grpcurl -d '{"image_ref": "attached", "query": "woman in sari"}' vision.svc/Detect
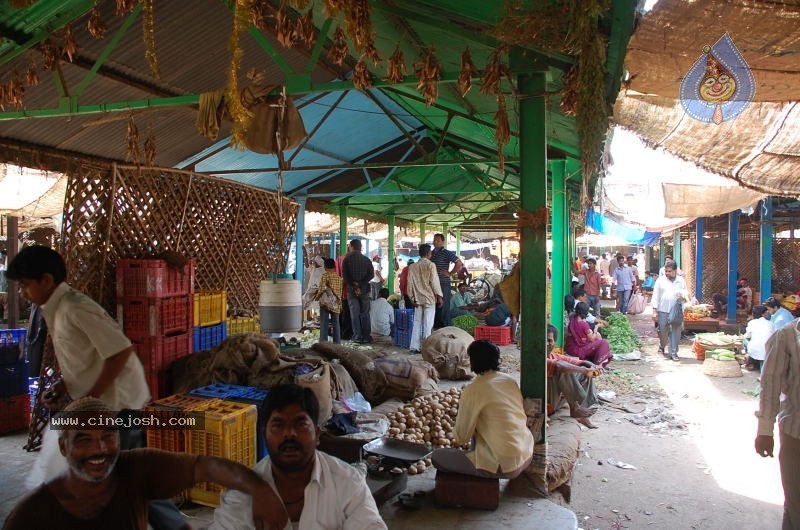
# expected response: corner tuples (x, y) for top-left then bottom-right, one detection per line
(565, 302), (612, 367)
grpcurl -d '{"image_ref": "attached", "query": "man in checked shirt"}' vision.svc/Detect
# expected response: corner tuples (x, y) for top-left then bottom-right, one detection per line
(756, 319), (800, 529)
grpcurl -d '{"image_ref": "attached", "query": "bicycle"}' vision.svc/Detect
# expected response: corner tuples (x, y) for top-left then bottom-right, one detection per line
(467, 272), (504, 304)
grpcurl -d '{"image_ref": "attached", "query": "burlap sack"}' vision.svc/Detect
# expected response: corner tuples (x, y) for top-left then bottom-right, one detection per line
(333, 349), (387, 404)
(295, 363), (333, 425)
(373, 355), (439, 400)
(421, 326), (474, 380)
(241, 84), (307, 155)
(499, 261), (521, 318)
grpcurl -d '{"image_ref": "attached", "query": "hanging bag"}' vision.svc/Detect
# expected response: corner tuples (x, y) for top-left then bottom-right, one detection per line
(667, 301), (684, 325)
(319, 286), (339, 312)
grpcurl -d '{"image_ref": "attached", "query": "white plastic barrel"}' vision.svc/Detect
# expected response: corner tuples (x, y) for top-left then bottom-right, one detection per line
(259, 278), (302, 333)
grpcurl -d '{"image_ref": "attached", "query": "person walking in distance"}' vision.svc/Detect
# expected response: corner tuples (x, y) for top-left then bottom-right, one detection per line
(651, 260), (688, 361)
(614, 254), (636, 314)
(341, 239), (374, 344)
(406, 244), (443, 353)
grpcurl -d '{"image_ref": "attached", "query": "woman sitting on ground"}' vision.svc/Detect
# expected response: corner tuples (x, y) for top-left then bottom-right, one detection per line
(431, 340), (533, 479)
(565, 302), (612, 367)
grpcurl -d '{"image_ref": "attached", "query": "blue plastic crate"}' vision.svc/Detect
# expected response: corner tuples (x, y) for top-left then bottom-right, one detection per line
(394, 309), (415, 331)
(0, 329), (27, 365)
(0, 361), (28, 399)
(189, 384), (270, 460)
(393, 327), (412, 349)
(193, 322), (228, 352)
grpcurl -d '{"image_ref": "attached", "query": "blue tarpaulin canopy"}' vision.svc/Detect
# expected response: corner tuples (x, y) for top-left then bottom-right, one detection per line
(585, 208), (661, 246)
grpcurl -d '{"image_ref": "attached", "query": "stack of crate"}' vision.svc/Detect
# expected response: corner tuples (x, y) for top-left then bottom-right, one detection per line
(145, 393), (257, 507)
(193, 290), (228, 351)
(0, 329), (29, 435)
(393, 308), (415, 348)
(117, 259), (195, 399)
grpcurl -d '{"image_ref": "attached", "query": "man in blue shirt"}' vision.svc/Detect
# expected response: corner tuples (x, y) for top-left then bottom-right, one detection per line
(613, 254), (636, 314)
(430, 233), (463, 328)
(765, 297), (795, 330)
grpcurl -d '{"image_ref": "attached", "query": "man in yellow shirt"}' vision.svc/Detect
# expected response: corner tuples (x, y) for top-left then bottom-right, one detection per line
(431, 340), (533, 478)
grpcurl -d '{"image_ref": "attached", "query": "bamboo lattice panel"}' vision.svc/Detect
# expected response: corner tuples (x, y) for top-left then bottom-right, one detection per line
(61, 165), (298, 315)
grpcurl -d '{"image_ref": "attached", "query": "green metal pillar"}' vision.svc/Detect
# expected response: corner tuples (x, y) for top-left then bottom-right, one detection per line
(517, 70), (548, 416)
(420, 220), (427, 244)
(760, 197), (773, 303)
(674, 229), (682, 268)
(550, 160), (567, 346)
(456, 229), (462, 258)
(338, 205), (348, 256)
(388, 215), (396, 293)
(659, 237), (667, 267)
(565, 158), (580, 302)
(442, 223), (448, 239)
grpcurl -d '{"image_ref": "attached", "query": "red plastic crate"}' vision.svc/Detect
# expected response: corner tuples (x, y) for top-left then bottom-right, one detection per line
(0, 394), (30, 435)
(473, 325), (513, 346)
(116, 259), (195, 298)
(133, 332), (192, 394)
(118, 295), (193, 339)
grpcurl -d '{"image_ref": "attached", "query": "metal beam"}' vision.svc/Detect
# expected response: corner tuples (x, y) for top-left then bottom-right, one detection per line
(550, 159), (567, 346)
(727, 210), (740, 324)
(0, 0), (96, 66)
(248, 26), (295, 75)
(695, 217), (704, 302)
(287, 91), (347, 163)
(304, 17), (334, 74)
(339, 205), (348, 256)
(209, 156), (519, 174)
(75, 4), (142, 97)
(760, 197), (774, 303)
(364, 90), (428, 159)
(309, 189), (516, 198)
(0, 72), (481, 122)
(388, 215), (396, 292)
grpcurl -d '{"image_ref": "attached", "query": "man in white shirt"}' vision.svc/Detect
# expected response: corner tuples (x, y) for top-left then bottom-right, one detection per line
(369, 288), (395, 337)
(756, 321), (800, 529)
(651, 260), (689, 361)
(7, 245), (188, 529)
(211, 384), (386, 530)
(369, 255), (384, 300)
(406, 244), (443, 352)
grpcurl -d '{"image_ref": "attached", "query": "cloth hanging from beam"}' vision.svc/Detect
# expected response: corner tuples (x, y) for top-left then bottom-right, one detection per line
(662, 183), (765, 218)
(585, 208), (661, 246)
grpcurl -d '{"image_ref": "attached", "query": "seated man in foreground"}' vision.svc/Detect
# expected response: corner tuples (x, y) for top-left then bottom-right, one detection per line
(369, 287), (395, 337)
(211, 384), (386, 529)
(3, 397), (287, 530)
(431, 340), (533, 478)
(547, 324), (602, 429)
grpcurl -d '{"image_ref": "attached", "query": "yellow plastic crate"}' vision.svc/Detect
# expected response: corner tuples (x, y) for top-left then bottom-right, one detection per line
(185, 399), (257, 507)
(144, 394), (215, 454)
(193, 290), (227, 327)
(226, 317), (260, 335)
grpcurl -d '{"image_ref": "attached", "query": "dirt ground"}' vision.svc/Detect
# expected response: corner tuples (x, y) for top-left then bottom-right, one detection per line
(565, 312), (784, 530)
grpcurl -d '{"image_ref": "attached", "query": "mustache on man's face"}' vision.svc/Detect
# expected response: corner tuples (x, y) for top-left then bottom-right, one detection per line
(278, 441), (303, 452)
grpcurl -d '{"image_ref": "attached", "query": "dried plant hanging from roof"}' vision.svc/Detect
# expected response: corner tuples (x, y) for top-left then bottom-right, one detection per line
(296, 8), (317, 48)
(6, 71), (25, 110)
(352, 58), (373, 90)
(276, 2), (297, 48)
(87, 6), (107, 39)
(480, 48), (509, 96)
(39, 40), (58, 71)
(61, 23), (77, 63)
(116, 0), (137, 17)
(328, 26), (349, 65)
(415, 46), (442, 107)
(126, 113), (141, 164)
(385, 44), (406, 84)
(142, 0), (161, 79)
(25, 59), (39, 87)
(495, 94), (511, 172)
(228, 0), (254, 150)
(144, 132), (157, 167)
(458, 47), (478, 97)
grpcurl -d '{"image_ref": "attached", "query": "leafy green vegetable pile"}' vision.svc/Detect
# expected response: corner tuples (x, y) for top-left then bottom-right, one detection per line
(601, 313), (642, 354)
(452, 314), (479, 335)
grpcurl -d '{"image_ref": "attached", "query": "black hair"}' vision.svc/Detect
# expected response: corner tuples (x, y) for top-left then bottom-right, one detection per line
(418, 243), (431, 257)
(349, 239), (362, 251)
(6, 245), (67, 284)
(547, 323), (558, 341)
(573, 287), (586, 299)
(467, 339), (501, 374)
(564, 294), (576, 314)
(379, 287), (390, 298)
(765, 297), (780, 309)
(586, 258), (596, 265)
(264, 384), (319, 425)
(323, 258), (336, 269)
(753, 305), (768, 319)
(574, 301), (590, 319)
(433, 233), (445, 241)
(458, 283), (468, 289)
(664, 260), (677, 271)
